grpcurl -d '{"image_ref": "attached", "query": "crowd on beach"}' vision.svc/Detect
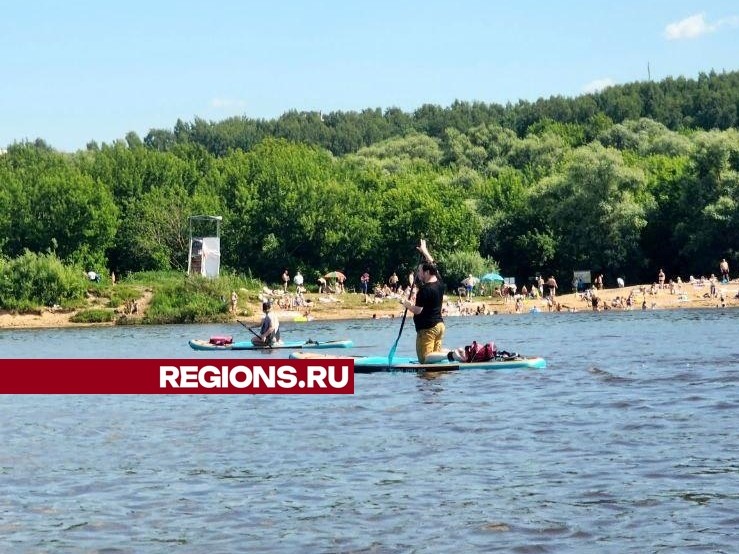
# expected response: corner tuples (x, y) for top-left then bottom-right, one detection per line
(256, 258), (738, 320)
(263, 268), (413, 307)
(470, 259), (738, 315)
(570, 260), (737, 313)
(426, 258), (736, 316)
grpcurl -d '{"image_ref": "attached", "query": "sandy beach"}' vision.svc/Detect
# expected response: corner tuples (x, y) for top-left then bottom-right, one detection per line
(1, 280), (737, 330)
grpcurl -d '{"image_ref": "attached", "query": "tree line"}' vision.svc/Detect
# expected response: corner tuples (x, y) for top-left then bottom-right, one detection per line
(135, 70), (739, 158)
(1, 70), (738, 294)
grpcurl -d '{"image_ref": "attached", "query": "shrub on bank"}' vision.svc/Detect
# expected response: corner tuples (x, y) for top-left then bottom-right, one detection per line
(0, 251), (86, 310)
(0, 259), (263, 323)
(107, 284), (142, 308)
(70, 309), (115, 323)
(143, 274), (233, 324)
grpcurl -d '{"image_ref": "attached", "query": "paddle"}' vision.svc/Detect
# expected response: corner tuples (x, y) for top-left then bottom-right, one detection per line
(388, 259), (419, 368)
(237, 319), (273, 349)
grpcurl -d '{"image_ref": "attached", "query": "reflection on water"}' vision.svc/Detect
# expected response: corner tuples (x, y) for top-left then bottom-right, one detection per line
(1, 309), (739, 552)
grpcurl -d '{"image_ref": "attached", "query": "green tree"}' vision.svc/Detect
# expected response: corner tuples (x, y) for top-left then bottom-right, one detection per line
(535, 144), (652, 283)
(229, 139), (377, 279)
(115, 184), (193, 271)
(373, 171), (482, 275)
(634, 152), (691, 277)
(1, 143), (118, 268)
(352, 133), (443, 168)
(476, 167), (556, 283)
(442, 250), (497, 290)
(674, 129), (739, 272)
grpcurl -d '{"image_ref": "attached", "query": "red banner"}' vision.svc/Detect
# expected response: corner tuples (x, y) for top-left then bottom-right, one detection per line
(0, 359), (354, 394)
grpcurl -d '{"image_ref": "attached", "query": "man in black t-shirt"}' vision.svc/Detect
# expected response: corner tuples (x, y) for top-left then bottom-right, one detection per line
(399, 240), (446, 363)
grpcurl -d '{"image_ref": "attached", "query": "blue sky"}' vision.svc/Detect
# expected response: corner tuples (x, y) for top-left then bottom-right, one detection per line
(2, 1), (737, 152)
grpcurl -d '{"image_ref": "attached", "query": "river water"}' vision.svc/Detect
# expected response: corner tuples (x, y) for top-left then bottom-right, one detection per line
(1, 308), (738, 553)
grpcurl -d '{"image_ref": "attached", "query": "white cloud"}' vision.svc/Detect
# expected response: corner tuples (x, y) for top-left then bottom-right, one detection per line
(582, 78), (615, 94)
(210, 98), (247, 110)
(664, 13), (739, 40)
(665, 13), (711, 39)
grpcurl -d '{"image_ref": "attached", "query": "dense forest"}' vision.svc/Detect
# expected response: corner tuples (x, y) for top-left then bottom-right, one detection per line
(1, 70), (738, 293)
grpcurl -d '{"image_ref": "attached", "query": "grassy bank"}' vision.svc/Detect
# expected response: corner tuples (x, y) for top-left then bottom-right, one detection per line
(1, 271), (738, 330)
(113, 271), (266, 324)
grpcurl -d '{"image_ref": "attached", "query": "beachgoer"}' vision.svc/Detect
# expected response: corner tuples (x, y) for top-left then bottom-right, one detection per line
(389, 272), (399, 292)
(282, 269), (290, 292)
(658, 269), (665, 289)
(360, 270), (370, 295)
(251, 302), (281, 346)
(399, 240), (445, 363)
(230, 290), (238, 314)
(464, 274), (475, 297)
(546, 276), (558, 297)
(720, 259), (730, 283)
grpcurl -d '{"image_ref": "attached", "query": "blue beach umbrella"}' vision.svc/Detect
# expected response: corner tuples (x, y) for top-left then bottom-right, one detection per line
(480, 272), (504, 283)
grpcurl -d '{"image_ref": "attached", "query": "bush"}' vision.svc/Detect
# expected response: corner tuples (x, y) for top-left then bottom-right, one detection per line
(1, 300), (42, 315)
(144, 275), (233, 324)
(0, 251), (86, 310)
(70, 309), (115, 323)
(118, 269), (259, 324)
(107, 284), (142, 308)
(441, 251), (496, 289)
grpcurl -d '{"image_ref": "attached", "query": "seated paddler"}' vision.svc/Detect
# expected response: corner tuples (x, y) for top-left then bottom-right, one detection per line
(251, 302), (281, 346)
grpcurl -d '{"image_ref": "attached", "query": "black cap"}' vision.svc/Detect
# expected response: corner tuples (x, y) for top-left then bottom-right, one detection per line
(262, 302), (272, 311)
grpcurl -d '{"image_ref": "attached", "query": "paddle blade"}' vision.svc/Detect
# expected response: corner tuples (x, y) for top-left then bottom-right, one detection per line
(387, 307), (408, 366)
(388, 342), (399, 365)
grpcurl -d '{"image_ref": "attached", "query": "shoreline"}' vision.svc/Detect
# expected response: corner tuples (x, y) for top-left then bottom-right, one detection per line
(1, 282), (737, 330)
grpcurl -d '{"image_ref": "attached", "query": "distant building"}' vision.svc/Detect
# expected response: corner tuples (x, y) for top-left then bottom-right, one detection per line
(188, 215), (222, 278)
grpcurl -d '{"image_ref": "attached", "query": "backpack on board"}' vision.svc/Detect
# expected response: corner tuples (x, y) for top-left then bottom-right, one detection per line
(463, 340), (496, 362)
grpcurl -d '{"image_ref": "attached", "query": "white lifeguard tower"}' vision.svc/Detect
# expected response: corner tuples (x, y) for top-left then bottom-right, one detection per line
(187, 215), (222, 278)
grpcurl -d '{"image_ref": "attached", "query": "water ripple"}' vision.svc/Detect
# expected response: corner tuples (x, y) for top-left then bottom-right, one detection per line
(1, 310), (739, 552)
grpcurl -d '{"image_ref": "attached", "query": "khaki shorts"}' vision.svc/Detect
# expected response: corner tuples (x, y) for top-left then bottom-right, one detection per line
(416, 322), (445, 363)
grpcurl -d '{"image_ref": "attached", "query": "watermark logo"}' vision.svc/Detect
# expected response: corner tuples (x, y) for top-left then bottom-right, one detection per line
(0, 359), (354, 394)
